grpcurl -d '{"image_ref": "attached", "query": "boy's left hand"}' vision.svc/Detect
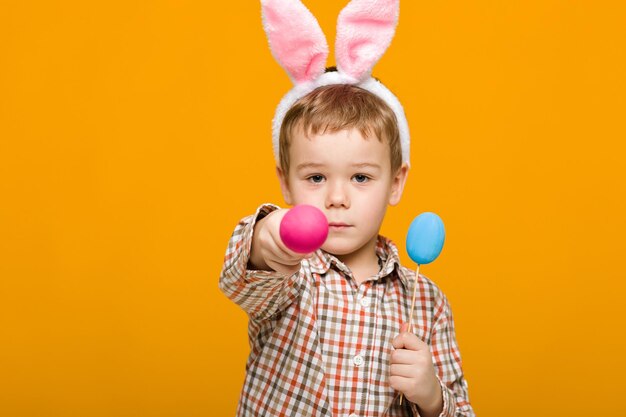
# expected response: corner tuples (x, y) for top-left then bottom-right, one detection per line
(390, 323), (443, 414)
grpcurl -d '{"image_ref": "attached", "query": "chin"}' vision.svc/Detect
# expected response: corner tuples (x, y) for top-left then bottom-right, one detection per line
(321, 240), (355, 256)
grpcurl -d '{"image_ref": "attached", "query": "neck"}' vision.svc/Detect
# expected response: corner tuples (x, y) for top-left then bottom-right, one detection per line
(335, 235), (380, 283)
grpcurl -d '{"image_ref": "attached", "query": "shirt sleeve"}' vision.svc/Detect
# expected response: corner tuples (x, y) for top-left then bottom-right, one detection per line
(218, 203), (303, 321)
(428, 291), (476, 417)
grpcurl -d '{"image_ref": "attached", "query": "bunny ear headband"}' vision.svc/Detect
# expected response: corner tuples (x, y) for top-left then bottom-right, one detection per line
(261, 0), (411, 167)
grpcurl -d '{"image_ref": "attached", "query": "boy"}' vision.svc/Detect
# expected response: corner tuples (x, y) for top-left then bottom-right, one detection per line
(219, 1), (474, 416)
(219, 82), (474, 416)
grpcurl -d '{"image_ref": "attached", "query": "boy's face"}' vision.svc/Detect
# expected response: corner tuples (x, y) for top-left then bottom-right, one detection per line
(277, 127), (409, 258)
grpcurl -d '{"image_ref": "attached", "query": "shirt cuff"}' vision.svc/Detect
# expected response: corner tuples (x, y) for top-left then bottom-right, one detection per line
(242, 203), (282, 281)
(408, 375), (455, 417)
(436, 374), (456, 417)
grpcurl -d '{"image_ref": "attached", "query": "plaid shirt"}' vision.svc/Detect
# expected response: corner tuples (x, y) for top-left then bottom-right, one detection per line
(219, 204), (475, 417)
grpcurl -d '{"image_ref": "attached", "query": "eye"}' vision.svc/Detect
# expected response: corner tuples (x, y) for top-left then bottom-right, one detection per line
(307, 174), (325, 184)
(352, 174), (370, 183)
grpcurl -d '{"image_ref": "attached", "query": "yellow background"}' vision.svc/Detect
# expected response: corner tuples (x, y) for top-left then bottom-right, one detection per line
(1, 1), (625, 416)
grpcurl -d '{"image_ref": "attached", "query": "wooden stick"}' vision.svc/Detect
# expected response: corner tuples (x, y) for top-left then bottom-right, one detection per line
(399, 263), (420, 406)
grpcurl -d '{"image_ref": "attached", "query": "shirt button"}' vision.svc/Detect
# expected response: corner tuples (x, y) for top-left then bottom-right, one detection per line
(359, 297), (371, 308)
(353, 355), (364, 367)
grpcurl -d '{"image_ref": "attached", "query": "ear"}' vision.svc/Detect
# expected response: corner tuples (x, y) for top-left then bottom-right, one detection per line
(335, 0), (400, 80)
(261, 0), (329, 84)
(389, 163), (409, 206)
(276, 165), (294, 205)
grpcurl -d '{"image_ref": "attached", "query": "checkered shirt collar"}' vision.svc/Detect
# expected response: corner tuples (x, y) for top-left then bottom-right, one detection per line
(305, 235), (411, 289)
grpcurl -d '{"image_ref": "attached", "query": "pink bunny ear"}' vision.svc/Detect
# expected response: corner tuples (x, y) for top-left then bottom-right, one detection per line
(335, 0), (399, 80)
(261, 0), (329, 84)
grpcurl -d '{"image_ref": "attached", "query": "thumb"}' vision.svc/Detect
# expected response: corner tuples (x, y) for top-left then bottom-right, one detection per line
(399, 322), (410, 333)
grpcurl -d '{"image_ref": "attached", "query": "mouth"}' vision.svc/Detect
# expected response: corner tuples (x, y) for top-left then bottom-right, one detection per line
(328, 222), (352, 229)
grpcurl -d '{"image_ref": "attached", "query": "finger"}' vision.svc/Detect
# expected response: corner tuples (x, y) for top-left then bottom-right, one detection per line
(390, 363), (417, 379)
(391, 322), (412, 349)
(392, 333), (403, 349)
(390, 348), (418, 365)
(270, 236), (305, 265)
(272, 234), (308, 263)
(265, 259), (300, 276)
(265, 248), (299, 268)
(389, 375), (413, 394)
(264, 247), (301, 273)
(392, 332), (426, 351)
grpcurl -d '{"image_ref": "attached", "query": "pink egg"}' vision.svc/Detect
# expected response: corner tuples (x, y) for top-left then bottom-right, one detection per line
(279, 205), (329, 253)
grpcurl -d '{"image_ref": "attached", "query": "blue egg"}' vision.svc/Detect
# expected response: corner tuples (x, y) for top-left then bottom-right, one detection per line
(406, 212), (445, 265)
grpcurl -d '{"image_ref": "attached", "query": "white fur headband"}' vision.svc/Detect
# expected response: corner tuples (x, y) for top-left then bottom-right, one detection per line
(261, 0), (410, 167)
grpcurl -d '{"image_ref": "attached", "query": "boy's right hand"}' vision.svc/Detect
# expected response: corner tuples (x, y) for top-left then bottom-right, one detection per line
(248, 209), (314, 276)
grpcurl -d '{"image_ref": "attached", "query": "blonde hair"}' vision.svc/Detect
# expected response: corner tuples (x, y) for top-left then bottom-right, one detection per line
(279, 70), (402, 175)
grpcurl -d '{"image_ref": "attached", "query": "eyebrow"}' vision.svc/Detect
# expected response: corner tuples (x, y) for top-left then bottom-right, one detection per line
(295, 162), (382, 171)
(351, 162), (381, 169)
(295, 162), (325, 171)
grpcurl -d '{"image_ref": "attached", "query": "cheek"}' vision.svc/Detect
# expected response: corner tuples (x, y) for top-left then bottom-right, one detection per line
(290, 188), (322, 206)
(360, 186), (390, 208)
(371, 204), (388, 222)
(355, 194), (387, 220)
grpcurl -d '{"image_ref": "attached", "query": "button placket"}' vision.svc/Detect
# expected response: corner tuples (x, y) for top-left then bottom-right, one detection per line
(356, 283), (372, 310)
(353, 354), (364, 367)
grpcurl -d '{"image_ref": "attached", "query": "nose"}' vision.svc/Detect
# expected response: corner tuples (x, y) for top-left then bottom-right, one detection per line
(325, 180), (350, 209)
